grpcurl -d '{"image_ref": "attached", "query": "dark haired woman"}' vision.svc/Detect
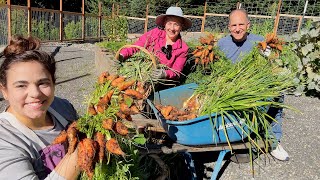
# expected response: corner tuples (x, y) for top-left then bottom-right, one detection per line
(0, 35), (80, 179)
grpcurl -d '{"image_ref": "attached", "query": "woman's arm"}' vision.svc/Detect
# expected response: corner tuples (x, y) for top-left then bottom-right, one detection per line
(119, 29), (157, 60)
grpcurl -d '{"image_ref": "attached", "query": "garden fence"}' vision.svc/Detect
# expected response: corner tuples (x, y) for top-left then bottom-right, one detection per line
(0, 0), (319, 46)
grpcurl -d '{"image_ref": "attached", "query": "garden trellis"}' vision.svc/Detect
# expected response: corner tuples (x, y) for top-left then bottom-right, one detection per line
(0, 0), (319, 45)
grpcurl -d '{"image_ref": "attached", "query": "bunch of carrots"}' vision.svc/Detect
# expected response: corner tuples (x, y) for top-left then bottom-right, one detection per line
(52, 71), (149, 179)
(155, 94), (200, 121)
(258, 32), (285, 58)
(192, 33), (217, 66)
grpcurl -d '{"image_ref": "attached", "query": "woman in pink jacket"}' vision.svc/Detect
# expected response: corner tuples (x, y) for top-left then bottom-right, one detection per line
(119, 7), (192, 80)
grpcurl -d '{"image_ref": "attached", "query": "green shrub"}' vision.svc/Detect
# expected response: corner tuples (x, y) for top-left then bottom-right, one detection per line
(64, 21), (82, 39)
(286, 21), (320, 96)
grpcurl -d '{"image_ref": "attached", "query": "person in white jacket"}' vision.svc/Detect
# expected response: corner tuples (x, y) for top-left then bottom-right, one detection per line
(0, 35), (80, 179)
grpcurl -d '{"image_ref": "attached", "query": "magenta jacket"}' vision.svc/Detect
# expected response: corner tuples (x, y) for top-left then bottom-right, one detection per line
(120, 28), (189, 79)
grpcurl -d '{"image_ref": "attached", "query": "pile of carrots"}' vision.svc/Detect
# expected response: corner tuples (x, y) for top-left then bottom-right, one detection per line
(258, 32), (285, 58)
(52, 71), (150, 179)
(192, 33), (217, 66)
(155, 95), (200, 121)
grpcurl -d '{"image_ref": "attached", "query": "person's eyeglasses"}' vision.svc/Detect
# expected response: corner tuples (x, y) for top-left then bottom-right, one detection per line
(161, 45), (172, 60)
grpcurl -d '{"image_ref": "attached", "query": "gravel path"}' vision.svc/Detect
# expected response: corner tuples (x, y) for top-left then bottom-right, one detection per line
(0, 44), (319, 180)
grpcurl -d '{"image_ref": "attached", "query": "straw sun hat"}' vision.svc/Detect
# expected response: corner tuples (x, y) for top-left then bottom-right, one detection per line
(155, 7), (192, 30)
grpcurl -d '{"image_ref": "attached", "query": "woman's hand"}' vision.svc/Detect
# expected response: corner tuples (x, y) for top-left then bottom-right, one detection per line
(151, 69), (166, 79)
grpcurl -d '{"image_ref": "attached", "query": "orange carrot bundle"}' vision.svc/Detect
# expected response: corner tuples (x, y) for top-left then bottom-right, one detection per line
(114, 121), (129, 136)
(102, 118), (114, 130)
(52, 130), (67, 145)
(124, 89), (143, 100)
(78, 138), (96, 179)
(106, 138), (125, 156)
(95, 132), (106, 163)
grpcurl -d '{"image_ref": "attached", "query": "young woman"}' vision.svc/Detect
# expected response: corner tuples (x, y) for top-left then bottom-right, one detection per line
(118, 7), (192, 80)
(0, 36), (80, 179)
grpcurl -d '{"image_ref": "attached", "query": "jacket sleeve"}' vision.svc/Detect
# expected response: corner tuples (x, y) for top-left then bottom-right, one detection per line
(119, 30), (154, 59)
(165, 50), (188, 80)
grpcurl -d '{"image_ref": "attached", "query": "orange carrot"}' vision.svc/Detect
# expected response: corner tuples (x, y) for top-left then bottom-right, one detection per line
(111, 77), (125, 87)
(52, 130), (67, 145)
(96, 103), (107, 114)
(98, 71), (109, 84)
(106, 90), (114, 100)
(95, 132), (105, 163)
(114, 121), (129, 136)
(161, 106), (173, 118)
(78, 138), (96, 179)
(130, 104), (140, 115)
(88, 104), (97, 116)
(106, 138), (125, 156)
(124, 89), (143, 100)
(67, 127), (78, 154)
(106, 74), (118, 81)
(102, 118), (114, 130)
(117, 79), (136, 91)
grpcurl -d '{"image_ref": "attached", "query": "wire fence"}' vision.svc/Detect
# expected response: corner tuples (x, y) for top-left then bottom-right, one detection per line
(0, 0), (319, 46)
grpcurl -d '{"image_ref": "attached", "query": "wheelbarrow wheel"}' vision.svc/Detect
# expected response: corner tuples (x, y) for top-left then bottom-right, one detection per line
(230, 150), (258, 164)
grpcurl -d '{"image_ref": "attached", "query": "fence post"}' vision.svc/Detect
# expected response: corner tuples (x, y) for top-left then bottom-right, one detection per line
(7, 0), (11, 42)
(236, 2), (242, 9)
(82, 0), (85, 41)
(273, 0), (282, 35)
(59, 0), (63, 42)
(27, 0), (31, 37)
(98, 1), (102, 40)
(297, 0), (308, 32)
(144, 4), (149, 33)
(112, 3), (114, 18)
(201, 2), (207, 32)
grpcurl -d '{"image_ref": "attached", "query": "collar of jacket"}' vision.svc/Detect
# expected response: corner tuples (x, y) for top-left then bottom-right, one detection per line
(158, 28), (183, 50)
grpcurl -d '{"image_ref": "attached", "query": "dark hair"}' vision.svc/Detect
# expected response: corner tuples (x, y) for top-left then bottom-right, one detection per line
(0, 35), (56, 86)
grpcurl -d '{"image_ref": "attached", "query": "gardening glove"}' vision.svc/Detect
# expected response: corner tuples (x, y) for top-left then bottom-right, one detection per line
(260, 45), (271, 57)
(151, 68), (166, 79)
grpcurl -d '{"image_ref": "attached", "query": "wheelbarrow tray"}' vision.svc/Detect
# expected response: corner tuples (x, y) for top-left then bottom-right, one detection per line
(147, 83), (250, 146)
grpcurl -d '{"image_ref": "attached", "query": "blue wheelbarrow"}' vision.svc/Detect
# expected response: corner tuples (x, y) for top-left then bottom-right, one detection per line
(146, 83), (265, 180)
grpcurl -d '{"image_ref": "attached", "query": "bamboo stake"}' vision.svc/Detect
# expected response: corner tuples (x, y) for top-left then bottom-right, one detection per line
(82, 0), (85, 41)
(59, 0), (63, 42)
(201, 2), (207, 32)
(27, 0), (31, 37)
(273, 0), (282, 35)
(7, 0), (11, 42)
(98, 1), (101, 40)
(144, 4), (149, 33)
(298, 0), (309, 32)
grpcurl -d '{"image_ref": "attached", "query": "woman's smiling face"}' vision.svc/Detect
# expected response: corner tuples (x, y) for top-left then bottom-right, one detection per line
(1, 61), (55, 121)
(164, 16), (183, 42)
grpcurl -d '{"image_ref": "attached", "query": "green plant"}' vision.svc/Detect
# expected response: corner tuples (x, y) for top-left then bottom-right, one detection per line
(97, 41), (127, 53)
(64, 21), (82, 39)
(286, 21), (320, 96)
(102, 16), (128, 42)
(32, 20), (59, 41)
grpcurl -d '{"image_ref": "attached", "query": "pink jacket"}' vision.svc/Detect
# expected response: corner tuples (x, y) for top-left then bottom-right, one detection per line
(120, 28), (189, 79)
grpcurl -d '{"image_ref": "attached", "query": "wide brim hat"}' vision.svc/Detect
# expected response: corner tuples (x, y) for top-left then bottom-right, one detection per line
(155, 7), (192, 31)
